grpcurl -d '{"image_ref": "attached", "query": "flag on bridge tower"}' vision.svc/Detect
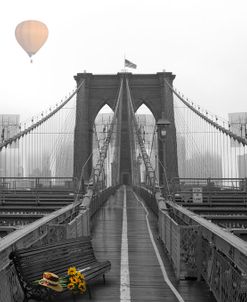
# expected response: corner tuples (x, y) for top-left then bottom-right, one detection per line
(124, 59), (137, 69)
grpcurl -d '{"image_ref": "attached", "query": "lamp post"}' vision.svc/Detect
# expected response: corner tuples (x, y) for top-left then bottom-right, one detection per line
(156, 117), (171, 195)
(137, 153), (142, 185)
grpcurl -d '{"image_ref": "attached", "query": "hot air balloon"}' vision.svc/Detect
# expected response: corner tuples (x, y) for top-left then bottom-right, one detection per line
(15, 20), (48, 62)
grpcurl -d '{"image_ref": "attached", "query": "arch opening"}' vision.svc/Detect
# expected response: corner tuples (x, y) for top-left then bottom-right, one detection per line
(93, 104), (114, 187)
(135, 104), (158, 184)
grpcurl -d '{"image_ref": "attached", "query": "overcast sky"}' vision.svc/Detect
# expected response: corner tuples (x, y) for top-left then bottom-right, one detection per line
(1, 0), (247, 121)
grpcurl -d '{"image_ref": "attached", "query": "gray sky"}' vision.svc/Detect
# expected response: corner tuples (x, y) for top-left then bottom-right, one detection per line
(1, 0), (247, 121)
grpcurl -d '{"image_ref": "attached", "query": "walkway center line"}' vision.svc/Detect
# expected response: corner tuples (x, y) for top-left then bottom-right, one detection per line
(120, 186), (131, 301)
(133, 191), (185, 302)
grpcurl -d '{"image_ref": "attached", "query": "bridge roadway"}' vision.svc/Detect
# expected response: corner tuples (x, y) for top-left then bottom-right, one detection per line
(43, 186), (216, 302)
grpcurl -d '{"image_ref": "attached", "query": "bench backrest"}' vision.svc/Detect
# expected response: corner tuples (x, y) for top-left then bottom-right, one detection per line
(10, 236), (96, 283)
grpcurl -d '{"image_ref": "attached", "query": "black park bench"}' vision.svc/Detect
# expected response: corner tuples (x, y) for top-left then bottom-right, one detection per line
(9, 236), (111, 301)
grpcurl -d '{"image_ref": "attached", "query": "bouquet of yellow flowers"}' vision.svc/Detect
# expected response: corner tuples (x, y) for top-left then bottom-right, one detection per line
(35, 267), (87, 294)
(60, 267), (87, 294)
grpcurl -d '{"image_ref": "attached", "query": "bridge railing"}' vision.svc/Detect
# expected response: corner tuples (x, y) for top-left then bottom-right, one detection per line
(169, 177), (247, 204)
(158, 199), (247, 302)
(0, 177), (78, 191)
(171, 177), (247, 192)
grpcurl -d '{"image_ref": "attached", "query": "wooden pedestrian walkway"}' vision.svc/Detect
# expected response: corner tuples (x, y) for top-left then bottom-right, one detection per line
(53, 186), (216, 302)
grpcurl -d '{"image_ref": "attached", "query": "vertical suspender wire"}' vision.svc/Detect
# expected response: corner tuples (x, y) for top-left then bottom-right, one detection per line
(30, 130), (32, 176)
(217, 128), (219, 177)
(222, 132), (225, 179)
(244, 145), (247, 177)
(38, 124), (40, 175)
(207, 120), (209, 177)
(236, 140), (238, 180)
(205, 119), (206, 177)
(29, 130), (32, 176)
(214, 124), (216, 176)
(25, 133), (27, 176)
(40, 124), (43, 176)
(211, 123), (214, 177)
(222, 133), (229, 178)
(27, 132), (29, 177)
(225, 133), (228, 179)
(51, 115), (55, 177)
(14, 140), (16, 177)
(32, 129), (34, 176)
(234, 140), (237, 180)
(17, 137), (20, 177)
(9, 144), (12, 177)
(33, 127), (35, 176)
(203, 117), (205, 177)
(227, 134), (230, 179)
(245, 145), (247, 178)
(228, 135), (231, 179)
(21, 135), (24, 177)
(37, 126), (39, 176)
(190, 108), (193, 177)
(34, 128), (36, 176)
(211, 124), (213, 177)
(202, 116), (205, 177)
(34, 127), (36, 176)
(221, 131), (224, 179)
(24, 134), (27, 177)
(232, 137), (235, 180)
(217, 129), (220, 177)
(190, 107), (194, 178)
(42, 122), (44, 177)
(32, 130), (34, 176)
(36, 125), (38, 175)
(211, 124), (214, 177)
(231, 137), (234, 180)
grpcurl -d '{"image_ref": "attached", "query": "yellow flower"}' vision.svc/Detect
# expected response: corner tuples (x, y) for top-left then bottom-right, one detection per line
(70, 276), (79, 284)
(76, 271), (83, 279)
(78, 282), (86, 292)
(80, 273), (85, 279)
(79, 281), (86, 287)
(68, 267), (77, 276)
(67, 283), (74, 290)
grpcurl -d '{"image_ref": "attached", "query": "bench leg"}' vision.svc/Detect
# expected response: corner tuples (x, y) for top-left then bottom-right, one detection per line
(87, 285), (92, 299)
(71, 292), (76, 302)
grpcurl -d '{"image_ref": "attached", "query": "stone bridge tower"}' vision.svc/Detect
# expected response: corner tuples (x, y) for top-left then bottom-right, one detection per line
(73, 72), (178, 186)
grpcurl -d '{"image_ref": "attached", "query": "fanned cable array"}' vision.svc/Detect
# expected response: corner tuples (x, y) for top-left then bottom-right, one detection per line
(0, 80), (85, 188)
(88, 79), (123, 191)
(166, 79), (247, 188)
(126, 78), (158, 189)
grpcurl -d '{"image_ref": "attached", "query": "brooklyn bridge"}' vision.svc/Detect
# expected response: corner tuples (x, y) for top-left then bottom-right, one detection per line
(1, 71), (247, 302)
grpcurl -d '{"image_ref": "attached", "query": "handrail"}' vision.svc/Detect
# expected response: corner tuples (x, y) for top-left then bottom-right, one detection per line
(165, 199), (247, 273)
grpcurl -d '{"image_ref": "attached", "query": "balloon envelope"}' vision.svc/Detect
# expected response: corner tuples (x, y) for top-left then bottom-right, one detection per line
(15, 20), (48, 58)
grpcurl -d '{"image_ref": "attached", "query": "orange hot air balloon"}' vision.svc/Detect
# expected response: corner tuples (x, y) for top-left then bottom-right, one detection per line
(15, 20), (48, 62)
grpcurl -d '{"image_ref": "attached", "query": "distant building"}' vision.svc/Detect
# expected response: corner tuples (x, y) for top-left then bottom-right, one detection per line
(238, 154), (247, 178)
(177, 135), (186, 178)
(0, 114), (20, 177)
(0, 114), (20, 143)
(228, 112), (247, 139)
